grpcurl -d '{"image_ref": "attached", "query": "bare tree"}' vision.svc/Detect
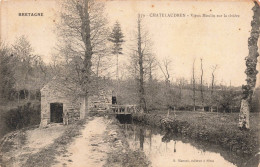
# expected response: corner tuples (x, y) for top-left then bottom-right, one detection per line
(49, 53), (64, 77)
(211, 65), (218, 95)
(192, 59), (196, 111)
(146, 54), (157, 110)
(158, 57), (171, 86)
(93, 52), (113, 78)
(128, 16), (154, 112)
(239, 2), (260, 129)
(158, 57), (176, 113)
(57, 0), (109, 115)
(7, 36), (49, 102)
(147, 54), (157, 82)
(12, 36), (35, 102)
(137, 17), (146, 112)
(200, 58), (204, 111)
(28, 55), (49, 100)
(210, 65), (218, 111)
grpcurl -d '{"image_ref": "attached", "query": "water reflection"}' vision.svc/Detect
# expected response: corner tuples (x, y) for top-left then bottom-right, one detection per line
(120, 123), (238, 167)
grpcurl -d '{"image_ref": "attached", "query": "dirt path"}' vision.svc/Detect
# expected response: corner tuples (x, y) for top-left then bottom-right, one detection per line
(1, 116), (149, 167)
(54, 117), (110, 167)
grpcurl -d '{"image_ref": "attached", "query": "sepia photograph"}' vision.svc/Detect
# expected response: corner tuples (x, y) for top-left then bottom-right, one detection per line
(0, 0), (259, 166)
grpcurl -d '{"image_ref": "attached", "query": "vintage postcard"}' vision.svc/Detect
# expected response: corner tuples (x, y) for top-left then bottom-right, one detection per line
(0, 0), (259, 167)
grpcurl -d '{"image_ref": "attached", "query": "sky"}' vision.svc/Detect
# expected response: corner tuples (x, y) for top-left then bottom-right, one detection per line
(0, 0), (260, 87)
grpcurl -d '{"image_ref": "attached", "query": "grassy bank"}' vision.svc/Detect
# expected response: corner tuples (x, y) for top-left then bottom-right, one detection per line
(132, 111), (259, 157)
(104, 115), (150, 167)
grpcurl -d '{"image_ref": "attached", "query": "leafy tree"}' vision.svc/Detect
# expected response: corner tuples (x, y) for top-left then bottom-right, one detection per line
(109, 21), (125, 55)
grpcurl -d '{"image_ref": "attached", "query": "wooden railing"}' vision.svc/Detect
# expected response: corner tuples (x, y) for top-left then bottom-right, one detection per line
(111, 104), (139, 114)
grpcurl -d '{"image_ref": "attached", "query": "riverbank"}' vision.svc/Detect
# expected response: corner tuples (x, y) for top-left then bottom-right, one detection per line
(104, 115), (150, 167)
(132, 111), (259, 158)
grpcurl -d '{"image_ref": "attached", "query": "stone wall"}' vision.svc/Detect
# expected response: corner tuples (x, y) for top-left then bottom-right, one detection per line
(89, 90), (112, 112)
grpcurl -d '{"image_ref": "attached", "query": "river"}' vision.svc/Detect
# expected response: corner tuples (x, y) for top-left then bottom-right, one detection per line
(116, 115), (252, 167)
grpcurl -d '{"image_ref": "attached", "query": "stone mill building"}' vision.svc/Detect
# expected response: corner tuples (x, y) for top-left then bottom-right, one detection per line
(40, 77), (112, 127)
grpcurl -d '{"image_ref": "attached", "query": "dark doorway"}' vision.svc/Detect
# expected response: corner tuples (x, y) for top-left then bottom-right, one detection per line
(50, 103), (63, 123)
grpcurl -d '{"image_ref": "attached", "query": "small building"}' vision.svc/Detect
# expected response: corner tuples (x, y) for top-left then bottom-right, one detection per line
(40, 77), (112, 127)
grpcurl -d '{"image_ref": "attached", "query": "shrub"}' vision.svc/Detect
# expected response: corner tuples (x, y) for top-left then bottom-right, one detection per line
(3, 102), (40, 130)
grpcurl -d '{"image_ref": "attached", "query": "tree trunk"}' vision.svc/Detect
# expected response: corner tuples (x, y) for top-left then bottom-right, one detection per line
(200, 58), (204, 111)
(239, 2), (260, 129)
(116, 53), (119, 105)
(137, 17), (147, 112)
(80, 95), (88, 119)
(192, 60), (196, 111)
(78, 0), (93, 116)
(239, 99), (250, 129)
(211, 73), (214, 112)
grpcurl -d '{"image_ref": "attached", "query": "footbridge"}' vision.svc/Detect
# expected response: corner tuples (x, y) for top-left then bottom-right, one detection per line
(110, 104), (139, 115)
